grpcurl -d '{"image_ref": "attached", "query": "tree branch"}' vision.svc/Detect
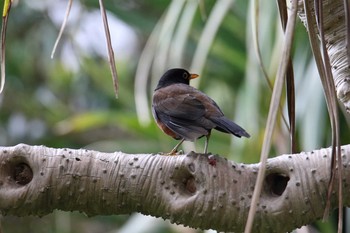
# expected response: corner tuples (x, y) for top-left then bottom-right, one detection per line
(0, 144), (349, 232)
(297, 0), (350, 113)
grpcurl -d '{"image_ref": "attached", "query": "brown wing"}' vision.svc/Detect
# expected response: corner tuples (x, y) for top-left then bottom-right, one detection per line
(152, 84), (219, 141)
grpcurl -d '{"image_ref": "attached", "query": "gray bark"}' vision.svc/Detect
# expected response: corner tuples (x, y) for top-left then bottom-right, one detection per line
(0, 144), (349, 232)
(298, 0), (350, 112)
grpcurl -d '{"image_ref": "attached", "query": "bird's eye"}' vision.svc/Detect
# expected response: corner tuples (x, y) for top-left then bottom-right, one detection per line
(182, 73), (188, 79)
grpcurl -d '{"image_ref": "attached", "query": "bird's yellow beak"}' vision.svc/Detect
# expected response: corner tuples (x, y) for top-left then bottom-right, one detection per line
(190, 73), (199, 79)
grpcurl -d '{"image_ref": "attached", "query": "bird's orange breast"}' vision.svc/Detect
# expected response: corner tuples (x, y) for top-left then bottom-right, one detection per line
(155, 119), (181, 140)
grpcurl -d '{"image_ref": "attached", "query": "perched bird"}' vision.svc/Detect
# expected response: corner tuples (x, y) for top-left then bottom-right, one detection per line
(152, 68), (250, 155)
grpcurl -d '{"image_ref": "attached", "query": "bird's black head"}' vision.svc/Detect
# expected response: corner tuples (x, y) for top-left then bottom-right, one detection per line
(155, 68), (199, 90)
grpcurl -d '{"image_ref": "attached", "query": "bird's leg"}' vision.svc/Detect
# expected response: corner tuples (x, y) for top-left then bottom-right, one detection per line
(204, 131), (211, 154)
(169, 138), (185, 155)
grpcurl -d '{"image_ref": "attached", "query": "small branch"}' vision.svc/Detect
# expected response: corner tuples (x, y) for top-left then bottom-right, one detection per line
(99, 0), (119, 98)
(0, 144), (349, 232)
(50, 0), (73, 59)
(245, 1), (299, 232)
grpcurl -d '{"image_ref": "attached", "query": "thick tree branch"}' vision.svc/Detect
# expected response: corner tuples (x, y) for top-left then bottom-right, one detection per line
(298, 0), (350, 112)
(0, 144), (349, 232)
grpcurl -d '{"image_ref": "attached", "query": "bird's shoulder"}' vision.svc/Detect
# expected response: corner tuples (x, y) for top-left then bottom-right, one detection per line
(153, 84), (223, 117)
(153, 84), (205, 105)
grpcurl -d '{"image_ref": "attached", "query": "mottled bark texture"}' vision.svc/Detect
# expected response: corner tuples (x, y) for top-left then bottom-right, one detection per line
(297, 0), (350, 112)
(0, 144), (350, 232)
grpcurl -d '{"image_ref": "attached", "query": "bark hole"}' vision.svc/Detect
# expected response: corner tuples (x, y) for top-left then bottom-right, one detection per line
(174, 171), (197, 195)
(185, 176), (196, 193)
(265, 173), (289, 196)
(13, 163), (33, 185)
(0, 157), (33, 186)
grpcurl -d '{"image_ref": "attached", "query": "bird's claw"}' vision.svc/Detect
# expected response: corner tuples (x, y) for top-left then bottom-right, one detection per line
(159, 149), (184, 156)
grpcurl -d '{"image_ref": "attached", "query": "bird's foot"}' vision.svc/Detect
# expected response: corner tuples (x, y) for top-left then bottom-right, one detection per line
(168, 149), (184, 155)
(159, 149), (184, 156)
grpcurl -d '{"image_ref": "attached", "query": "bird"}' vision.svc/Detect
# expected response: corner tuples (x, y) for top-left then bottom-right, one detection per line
(152, 68), (250, 155)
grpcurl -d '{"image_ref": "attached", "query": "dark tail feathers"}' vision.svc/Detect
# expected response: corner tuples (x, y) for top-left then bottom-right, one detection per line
(211, 116), (250, 138)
